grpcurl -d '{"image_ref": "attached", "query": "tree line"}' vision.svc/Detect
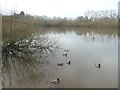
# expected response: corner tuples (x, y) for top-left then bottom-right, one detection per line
(2, 9), (118, 36)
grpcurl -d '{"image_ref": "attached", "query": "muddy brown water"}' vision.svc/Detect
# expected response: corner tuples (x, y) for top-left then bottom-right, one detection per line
(1, 27), (118, 88)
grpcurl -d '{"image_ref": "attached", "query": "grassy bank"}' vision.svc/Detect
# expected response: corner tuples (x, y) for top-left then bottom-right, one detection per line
(2, 10), (118, 41)
(2, 15), (35, 41)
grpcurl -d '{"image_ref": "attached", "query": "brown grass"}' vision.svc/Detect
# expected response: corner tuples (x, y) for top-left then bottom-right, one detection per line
(2, 14), (118, 42)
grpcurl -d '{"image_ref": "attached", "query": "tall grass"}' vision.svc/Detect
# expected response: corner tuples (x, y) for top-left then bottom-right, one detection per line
(2, 15), (34, 42)
(32, 17), (118, 28)
(2, 13), (118, 41)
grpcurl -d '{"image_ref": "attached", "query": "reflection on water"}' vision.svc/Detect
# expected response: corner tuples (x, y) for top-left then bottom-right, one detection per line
(2, 32), (60, 88)
(2, 27), (118, 88)
(57, 30), (118, 88)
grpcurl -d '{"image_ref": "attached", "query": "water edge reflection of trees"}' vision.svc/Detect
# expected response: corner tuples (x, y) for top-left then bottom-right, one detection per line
(34, 27), (118, 43)
(74, 28), (118, 43)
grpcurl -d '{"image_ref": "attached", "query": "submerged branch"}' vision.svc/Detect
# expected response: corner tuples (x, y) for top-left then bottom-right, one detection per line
(2, 33), (60, 87)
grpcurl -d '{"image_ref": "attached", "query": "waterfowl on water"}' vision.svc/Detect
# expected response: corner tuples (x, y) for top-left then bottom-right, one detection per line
(95, 63), (101, 68)
(50, 78), (60, 84)
(63, 53), (67, 57)
(57, 63), (63, 66)
(98, 64), (101, 68)
(67, 60), (71, 65)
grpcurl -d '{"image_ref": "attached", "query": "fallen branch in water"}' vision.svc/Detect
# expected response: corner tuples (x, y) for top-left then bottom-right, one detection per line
(2, 33), (60, 88)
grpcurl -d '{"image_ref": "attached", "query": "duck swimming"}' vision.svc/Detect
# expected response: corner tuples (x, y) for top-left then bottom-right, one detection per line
(95, 63), (101, 68)
(67, 60), (71, 65)
(63, 53), (67, 57)
(64, 50), (69, 52)
(98, 64), (101, 68)
(50, 78), (60, 84)
(57, 63), (63, 66)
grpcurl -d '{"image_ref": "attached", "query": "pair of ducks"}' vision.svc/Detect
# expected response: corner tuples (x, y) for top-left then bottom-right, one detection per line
(57, 60), (71, 66)
(57, 49), (70, 66)
(63, 50), (69, 57)
(51, 62), (70, 84)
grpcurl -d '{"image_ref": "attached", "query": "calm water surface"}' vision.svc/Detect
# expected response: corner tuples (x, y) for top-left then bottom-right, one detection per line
(1, 27), (118, 88)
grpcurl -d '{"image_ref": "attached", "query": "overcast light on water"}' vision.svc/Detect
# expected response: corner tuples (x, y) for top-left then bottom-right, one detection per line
(1, 27), (118, 88)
